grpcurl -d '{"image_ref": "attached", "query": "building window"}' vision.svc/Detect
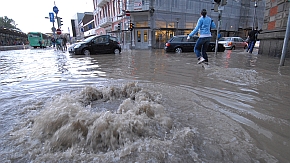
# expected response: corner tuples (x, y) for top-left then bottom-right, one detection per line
(172, 0), (177, 8)
(186, 0), (194, 10)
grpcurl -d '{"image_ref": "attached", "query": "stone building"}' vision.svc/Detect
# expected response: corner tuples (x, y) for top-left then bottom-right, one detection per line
(92, 0), (265, 50)
(259, 0), (290, 57)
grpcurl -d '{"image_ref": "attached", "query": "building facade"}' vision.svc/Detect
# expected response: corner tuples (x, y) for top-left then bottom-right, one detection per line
(92, 0), (266, 50)
(259, 0), (290, 57)
(71, 13), (85, 42)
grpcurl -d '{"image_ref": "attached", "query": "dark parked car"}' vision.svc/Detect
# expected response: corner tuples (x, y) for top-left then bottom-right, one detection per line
(164, 35), (225, 53)
(68, 35), (121, 55)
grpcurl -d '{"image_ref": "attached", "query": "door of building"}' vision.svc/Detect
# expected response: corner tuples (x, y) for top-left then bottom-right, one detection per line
(135, 29), (148, 49)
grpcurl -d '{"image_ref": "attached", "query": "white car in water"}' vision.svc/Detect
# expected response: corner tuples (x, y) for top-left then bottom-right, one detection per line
(218, 37), (248, 50)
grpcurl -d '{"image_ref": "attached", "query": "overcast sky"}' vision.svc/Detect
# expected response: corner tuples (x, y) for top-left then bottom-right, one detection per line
(0, 0), (94, 34)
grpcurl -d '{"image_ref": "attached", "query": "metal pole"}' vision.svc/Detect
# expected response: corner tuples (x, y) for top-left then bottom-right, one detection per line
(280, 9), (290, 66)
(215, 10), (222, 55)
(52, 21), (56, 47)
(252, 1), (257, 30)
(176, 18), (179, 35)
(130, 20), (132, 49)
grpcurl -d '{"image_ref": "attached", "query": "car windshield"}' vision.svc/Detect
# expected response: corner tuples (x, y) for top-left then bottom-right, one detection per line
(219, 37), (231, 41)
(83, 36), (96, 43)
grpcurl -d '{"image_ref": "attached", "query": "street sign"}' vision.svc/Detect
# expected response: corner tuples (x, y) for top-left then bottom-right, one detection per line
(125, 11), (130, 16)
(49, 12), (55, 22)
(56, 28), (61, 35)
(53, 6), (59, 14)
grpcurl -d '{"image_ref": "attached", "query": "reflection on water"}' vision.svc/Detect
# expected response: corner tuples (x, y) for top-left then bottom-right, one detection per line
(0, 48), (289, 162)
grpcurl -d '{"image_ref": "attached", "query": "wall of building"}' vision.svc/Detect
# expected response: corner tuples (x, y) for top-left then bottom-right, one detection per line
(259, 0), (290, 57)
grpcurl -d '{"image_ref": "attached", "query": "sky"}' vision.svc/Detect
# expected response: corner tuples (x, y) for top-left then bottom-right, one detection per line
(0, 0), (94, 34)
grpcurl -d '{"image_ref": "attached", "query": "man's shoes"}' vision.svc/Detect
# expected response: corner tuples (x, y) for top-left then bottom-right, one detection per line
(197, 57), (205, 64)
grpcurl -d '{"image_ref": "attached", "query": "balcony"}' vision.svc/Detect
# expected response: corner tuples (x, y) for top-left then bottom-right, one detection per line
(97, 0), (110, 7)
(99, 17), (112, 28)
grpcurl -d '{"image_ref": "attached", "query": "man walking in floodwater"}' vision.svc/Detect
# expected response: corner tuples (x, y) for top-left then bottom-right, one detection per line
(247, 26), (259, 54)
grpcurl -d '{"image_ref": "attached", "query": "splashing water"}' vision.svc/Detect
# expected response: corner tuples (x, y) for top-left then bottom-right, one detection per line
(2, 82), (278, 162)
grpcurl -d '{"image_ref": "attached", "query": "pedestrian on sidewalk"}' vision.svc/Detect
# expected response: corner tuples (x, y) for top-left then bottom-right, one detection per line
(247, 26), (259, 53)
(187, 9), (216, 64)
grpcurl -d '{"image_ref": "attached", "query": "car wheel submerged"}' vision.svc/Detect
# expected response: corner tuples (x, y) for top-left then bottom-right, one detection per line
(82, 49), (90, 55)
(175, 47), (182, 53)
(114, 48), (120, 54)
(231, 46), (235, 50)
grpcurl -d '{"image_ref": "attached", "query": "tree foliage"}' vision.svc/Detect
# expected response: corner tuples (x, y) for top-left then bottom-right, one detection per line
(0, 16), (17, 29)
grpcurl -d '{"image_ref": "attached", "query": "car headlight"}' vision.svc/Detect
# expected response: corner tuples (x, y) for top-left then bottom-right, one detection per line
(74, 44), (81, 49)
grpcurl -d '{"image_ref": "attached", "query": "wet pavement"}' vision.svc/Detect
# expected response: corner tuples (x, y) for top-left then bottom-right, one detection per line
(0, 47), (289, 162)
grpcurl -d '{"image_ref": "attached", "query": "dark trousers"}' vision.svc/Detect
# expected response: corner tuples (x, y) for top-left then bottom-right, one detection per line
(194, 37), (211, 62)
(248, 40), (256, 53)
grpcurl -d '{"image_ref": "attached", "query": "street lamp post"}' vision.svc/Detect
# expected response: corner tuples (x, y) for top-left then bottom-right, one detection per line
(176, 18), (179, 35)
(252, 0), (258, 30)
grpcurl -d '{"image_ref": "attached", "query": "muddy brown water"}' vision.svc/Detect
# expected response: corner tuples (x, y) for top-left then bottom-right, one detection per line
(0, 48), (289, 162)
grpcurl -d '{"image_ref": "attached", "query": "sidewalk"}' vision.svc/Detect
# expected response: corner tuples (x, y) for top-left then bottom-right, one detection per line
(0, 45), (30, 51)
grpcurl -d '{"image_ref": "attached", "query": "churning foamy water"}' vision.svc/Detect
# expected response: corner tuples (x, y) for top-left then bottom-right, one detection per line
(2, 82), (277, 163)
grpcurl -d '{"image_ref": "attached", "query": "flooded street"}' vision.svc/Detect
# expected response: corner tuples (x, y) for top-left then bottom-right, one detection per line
(0, 48), (289, 162)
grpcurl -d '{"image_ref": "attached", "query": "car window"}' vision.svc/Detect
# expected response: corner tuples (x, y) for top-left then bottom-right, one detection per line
(110, 36), (117, 42)
(234, 38), (239, 42)
(103, 37), (109, 43)
(171, 37), (183, 42)
(94, 36), (108, 43)
(188, 37), (198, 42)
(93, 37), (101, 43)
(84, 36), (96, 43)
(238, 38), (243, 42)
(220, 37), (231, 41)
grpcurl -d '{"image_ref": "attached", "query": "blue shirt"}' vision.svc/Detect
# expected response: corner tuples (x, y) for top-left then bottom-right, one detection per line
(188, 16), (216, 38)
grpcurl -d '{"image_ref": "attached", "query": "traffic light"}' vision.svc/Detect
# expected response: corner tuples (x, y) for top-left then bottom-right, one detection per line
(117, 23), (121, 31)
(214, 0), (221, 4)
(129, 23), (134, 31)
(57, 17), (63, 27)
(129, 23), (132, 31)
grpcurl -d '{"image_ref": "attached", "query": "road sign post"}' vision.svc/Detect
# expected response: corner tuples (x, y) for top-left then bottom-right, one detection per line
(49, 12), (55, 22)
(48, 12), (56, 45)
(53, 6), (60, 28)
(53, 6), (59, 15)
